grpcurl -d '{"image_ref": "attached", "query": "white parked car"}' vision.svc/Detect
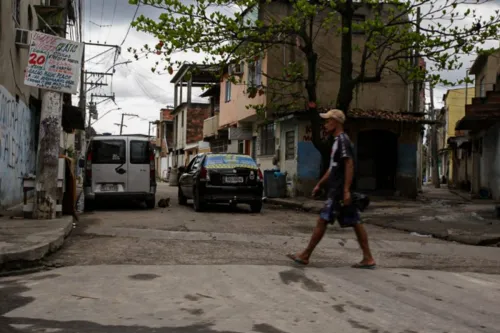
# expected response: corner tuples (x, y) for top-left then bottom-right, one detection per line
(81, 135), (156, 210)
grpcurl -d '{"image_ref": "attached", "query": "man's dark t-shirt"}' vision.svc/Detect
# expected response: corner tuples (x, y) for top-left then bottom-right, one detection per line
(327, 132), (355, 199)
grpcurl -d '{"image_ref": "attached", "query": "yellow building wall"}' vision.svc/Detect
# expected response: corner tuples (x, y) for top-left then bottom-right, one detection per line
(443, 87), (475, 182)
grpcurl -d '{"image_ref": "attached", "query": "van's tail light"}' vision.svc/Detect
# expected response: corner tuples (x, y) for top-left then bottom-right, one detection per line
(257, 168), (263, 182)
(149, 150), (156, 185)
(85, 151), (92, 185)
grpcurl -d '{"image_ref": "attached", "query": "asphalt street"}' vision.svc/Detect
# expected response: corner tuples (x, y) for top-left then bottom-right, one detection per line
(1, 183), (499, 332)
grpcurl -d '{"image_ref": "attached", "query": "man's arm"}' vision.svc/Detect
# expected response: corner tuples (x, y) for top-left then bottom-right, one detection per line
(317, 168), (331, 188)
(344, 158), (354, 193)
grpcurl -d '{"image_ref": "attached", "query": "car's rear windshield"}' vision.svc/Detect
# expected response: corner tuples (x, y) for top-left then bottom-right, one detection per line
(130, 140), (150, 164)
(205, 154), (257, 168)
(91, 140), (126, 164)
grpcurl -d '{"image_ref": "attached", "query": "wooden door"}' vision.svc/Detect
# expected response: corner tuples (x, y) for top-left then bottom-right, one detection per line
(244, 140), (251, 156)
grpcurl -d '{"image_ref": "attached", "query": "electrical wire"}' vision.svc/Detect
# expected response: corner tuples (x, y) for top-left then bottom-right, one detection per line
(105, 0), (119, 43)
(121, 3), (139, 46)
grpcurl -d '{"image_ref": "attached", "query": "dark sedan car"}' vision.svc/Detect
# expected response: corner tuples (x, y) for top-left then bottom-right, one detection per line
(178, 153), (264, 212)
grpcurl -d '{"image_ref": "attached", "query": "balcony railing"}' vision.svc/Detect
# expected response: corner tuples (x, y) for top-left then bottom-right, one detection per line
(203, 114), (219, 139)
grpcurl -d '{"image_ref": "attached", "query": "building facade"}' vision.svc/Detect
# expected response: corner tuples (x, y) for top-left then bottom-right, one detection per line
(154, 108), (174, 180)
(440, 88), (475, 188)
(456, 51), (500, 200)
(0, 0), (82, 209)
(203, 2), (427, 198)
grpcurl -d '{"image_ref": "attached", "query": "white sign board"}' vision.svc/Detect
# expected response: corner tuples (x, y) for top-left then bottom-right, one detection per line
(24, 31), (83, 94)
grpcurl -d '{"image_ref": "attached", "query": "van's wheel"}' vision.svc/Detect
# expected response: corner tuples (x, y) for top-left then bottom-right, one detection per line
(84, 198), (95, 212)
(250, 201), (262, 213)
(146, 196), (155, 209)
(178, 187), (187, 205)
(193, 187), (205, 212)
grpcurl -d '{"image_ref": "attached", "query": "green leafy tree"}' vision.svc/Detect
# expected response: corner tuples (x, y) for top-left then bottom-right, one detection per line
(129, 0), (500, 170)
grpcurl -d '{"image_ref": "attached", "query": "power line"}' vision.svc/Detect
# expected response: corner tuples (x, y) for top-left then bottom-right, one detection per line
(121, 3), (140, 46)
(105, 0), (119, 43)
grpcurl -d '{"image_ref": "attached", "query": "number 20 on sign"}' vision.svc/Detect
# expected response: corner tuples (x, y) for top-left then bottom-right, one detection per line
(29, 53), (46, 65)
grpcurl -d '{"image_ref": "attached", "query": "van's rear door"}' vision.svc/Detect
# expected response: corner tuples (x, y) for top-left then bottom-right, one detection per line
(91, 139), (127, 193)
(127, 139), (151, 193)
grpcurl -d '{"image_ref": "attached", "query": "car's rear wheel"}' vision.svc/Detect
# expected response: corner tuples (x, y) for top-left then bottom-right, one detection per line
(250, 201), (262, 213)
(193, 187), (205, 212)
(146, 196), (155, 209)
(178, 187), (187, 205)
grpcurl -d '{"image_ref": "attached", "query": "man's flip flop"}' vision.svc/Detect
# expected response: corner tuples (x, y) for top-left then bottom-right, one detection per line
(286, 254), (309, 266)
(352, 263), (376, 269)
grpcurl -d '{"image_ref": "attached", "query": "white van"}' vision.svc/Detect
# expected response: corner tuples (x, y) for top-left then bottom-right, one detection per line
(82, 135), (157, 210)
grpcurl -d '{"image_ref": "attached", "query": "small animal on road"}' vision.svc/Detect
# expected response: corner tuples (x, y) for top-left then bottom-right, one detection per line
(158, 198), (170, 208)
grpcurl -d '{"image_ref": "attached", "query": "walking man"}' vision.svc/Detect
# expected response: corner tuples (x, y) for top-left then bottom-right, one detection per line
(287, 109), (376, 269)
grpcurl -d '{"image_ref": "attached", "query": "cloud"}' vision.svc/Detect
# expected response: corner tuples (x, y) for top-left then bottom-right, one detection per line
(83, 1), (212, 135)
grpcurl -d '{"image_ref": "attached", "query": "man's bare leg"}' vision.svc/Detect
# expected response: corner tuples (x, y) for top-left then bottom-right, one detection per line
(288, 218), (328, 264)
(353, 224), (376, 265)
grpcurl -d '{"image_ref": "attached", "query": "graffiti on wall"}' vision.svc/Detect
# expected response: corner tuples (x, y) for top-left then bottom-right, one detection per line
(0, 86), (37, 208)
(302, 125), (328, 142)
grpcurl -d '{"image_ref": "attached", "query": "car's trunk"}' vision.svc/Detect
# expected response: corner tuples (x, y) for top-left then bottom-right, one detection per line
(208, 167), (258, 186)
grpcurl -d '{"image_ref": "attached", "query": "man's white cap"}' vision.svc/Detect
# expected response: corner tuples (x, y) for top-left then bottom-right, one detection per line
(319, 109), (345, 124)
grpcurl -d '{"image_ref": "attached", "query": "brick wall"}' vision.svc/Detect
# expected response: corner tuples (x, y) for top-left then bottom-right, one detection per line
(161, 108), (174, 121)
(187, 105), (211, 144)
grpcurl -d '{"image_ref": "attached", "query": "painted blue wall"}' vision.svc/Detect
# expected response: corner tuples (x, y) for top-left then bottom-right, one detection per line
(397, 143), (417, 176)
(297, 141), (321, 180)
(0, 86), (37, 209)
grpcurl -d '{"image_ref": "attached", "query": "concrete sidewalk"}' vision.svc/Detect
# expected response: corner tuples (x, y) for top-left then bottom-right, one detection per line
(265, 185), (500, 246)
(0, 207), (74, 269)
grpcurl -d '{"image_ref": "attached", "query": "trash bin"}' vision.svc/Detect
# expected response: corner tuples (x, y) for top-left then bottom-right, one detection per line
(264, 170), (287, 198)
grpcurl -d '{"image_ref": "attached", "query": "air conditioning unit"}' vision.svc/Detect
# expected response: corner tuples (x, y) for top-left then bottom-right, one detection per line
(228, 62), (244, 76)
(15, 29), (30, 48)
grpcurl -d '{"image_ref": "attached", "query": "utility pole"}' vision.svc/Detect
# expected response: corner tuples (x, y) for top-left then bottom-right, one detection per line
(430, 84), (440, 188)
(115, 123), (126, 133)
(148, 121), (156, 138)
(82, 43), (127, 140)
(31, 3), (80, 219)
(412, 7), (421, 113)
(119, 113), (139, 134)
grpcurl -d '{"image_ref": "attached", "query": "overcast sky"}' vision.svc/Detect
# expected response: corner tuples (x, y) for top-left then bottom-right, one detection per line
(80, 0), (500, 135)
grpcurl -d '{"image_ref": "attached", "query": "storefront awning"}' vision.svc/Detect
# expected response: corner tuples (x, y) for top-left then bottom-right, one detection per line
(447, 136), (470, 148)
(455, 113), (500, 131)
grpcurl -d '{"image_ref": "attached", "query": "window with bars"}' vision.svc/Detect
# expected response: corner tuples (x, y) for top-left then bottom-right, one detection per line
(248, 60), (262, 87)
(352, 14), (365, 34)
(13, 0), (21, 26)
(225, 80), (232, 102)
(285, 130), (295, 160)
(259, 123), (275, 156)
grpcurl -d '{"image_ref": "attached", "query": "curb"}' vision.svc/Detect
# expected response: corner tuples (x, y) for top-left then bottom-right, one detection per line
(0, 216), (74, 266)
(448, 189), (472, 202)
(265, 198), (321, 213)
(364, 219), (500, 246)
(265, 198), (500, 247)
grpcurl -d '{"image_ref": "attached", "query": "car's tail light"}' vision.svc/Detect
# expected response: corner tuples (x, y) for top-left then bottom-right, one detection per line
(257, 168), (263, 182)
(149, 150), (156, 185)
(200, 166), (209, 181)
(85, 151), (92, 185)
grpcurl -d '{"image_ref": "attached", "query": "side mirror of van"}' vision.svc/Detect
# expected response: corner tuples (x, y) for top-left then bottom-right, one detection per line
(178, 166), (186, 174)
(78, 159), (85, 168)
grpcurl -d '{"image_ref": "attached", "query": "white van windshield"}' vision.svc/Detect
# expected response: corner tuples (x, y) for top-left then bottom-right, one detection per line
(91, 140), (126, 164)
